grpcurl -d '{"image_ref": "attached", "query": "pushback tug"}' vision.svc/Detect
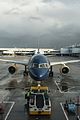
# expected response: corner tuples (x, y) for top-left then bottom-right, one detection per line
(25, 85), (51, 116)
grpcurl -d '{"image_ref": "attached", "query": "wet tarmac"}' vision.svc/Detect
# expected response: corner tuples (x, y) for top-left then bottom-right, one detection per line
(0, 55), (80, 120)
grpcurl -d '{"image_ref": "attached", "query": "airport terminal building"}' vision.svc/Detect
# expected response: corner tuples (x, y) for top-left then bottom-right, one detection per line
(60, 44), (80, 57)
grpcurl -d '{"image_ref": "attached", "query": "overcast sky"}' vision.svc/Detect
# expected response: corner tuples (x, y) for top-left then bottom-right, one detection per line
(0, 0), (80, 49)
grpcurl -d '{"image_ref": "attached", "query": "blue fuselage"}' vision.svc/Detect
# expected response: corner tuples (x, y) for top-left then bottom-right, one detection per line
(28, 54), (50, 81)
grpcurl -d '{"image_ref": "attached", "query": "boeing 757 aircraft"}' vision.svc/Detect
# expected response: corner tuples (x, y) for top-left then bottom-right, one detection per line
(0, 53), (80, 81)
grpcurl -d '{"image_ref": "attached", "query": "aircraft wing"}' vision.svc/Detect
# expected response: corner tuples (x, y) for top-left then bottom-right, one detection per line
(50, 59), (80, 66)
(0, 59), (28, 66)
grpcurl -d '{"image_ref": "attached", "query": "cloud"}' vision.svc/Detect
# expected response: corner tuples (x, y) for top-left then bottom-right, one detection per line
(0, 0), (80, 48)
(4, 7), (23, 15)
(28, 16), (43, 22)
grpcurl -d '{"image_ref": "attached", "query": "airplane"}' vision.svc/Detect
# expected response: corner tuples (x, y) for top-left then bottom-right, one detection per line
(0, 52), (80, 81)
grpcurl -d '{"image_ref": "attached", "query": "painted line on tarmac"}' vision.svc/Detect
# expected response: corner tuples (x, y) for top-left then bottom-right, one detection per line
(60, 103), (69, 120)
(4, 101), (15, 120)
(55, 80), (77, 94)
(54, 80), (62, 93)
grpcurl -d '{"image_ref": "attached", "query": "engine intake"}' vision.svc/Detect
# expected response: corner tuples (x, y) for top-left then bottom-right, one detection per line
(8, 65), (17, 74)
(60, 65), (70, 74)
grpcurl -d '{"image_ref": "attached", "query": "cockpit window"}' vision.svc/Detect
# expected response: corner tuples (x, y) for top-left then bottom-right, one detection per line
(39, 63), (49, 68)
(32, 63), (49, 68)
(32, 63), (39, 68)
(39, 64), (45, 68)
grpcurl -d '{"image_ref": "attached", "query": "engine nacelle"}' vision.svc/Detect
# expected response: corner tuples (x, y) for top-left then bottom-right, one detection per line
(60, 65), (70, 74)
(8, 65), (17, 74)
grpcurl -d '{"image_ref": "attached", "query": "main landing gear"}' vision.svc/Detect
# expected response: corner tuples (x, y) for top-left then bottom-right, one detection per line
(49, 66), (53, 77)
(23, 66), (28, 76)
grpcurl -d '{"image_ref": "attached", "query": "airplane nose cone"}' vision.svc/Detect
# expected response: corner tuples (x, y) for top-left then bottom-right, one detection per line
(29, 68), (49, 81)
(32, 70), (44, 78)
(36, 72), (43, 78)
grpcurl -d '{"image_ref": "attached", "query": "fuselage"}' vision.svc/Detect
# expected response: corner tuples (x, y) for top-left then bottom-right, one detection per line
(28, 54), (50, 81)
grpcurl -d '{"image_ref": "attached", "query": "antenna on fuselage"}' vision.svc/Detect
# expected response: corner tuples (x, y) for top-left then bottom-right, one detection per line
(37, 40), (40, 54)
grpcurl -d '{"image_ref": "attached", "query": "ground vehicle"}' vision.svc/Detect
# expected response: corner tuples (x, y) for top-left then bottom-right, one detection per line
(30, 86), (49, 93)
(64, 100), (76, 114)
(25, 86), (51, 116)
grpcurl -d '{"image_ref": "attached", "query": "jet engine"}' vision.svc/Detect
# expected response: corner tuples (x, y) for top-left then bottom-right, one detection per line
(60, 65), (70, 74)
(8, 64), (17, 74)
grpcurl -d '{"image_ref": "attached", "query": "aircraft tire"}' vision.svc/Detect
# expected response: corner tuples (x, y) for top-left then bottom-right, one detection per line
(49, 71), (53, 77)
(23, 71), (28, 76)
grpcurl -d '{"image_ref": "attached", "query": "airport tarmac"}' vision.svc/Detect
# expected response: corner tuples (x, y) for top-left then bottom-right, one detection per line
(0, 55), (80, 120)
